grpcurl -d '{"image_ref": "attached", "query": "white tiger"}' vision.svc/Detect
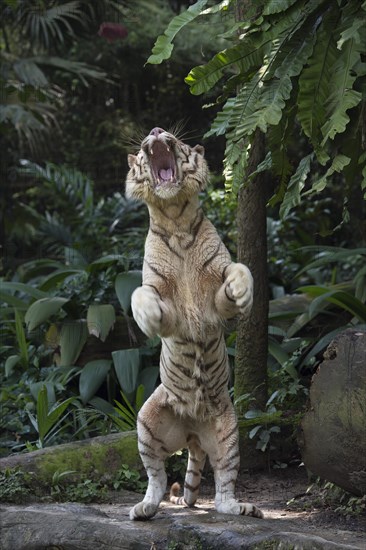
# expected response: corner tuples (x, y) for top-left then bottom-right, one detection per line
(125, 127), (263, 521)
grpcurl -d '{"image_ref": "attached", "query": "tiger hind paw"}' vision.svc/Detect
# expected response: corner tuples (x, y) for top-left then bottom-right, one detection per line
(129, 501), (159, 521)
(215, 499), (264, 518)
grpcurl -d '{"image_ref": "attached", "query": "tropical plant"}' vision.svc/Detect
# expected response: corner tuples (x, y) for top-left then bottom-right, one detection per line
(0, 0), (111, 155)
(147, 0), (365, 221)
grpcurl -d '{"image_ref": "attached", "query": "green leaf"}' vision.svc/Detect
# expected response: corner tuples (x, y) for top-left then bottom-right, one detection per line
(0, 282), (47, 300)
(25, 297), (69, 331)
(279, 153), (313, 219)
(320, 37), (362, 144)
(137, 366), (159, 401)
(13, 59), (49, 87)
(60, 320), (88, 366)
(5, 355), (20, 378)
(263, 0), (297, 15)
(300, 286), (366, 322)
(297, 11), (339, 151)
(39, 269), (83, 292)
(135, 384), (145, 412)
(30, 382), (56, 408)
(36, 385), (74, 443)
(243, 75), (293, 134)
(79, 359), (112, 404)
(268, 338), (290, 367)
(309, 154), (351, 194)
(15, 309), (28, 367)
(0, 291), (27, 309)
(112, 349), (140, 394)
(185, 40), (264, 95)
(115, 271), (142, 314)
(147, 0), (209, 64)
(87, 304), (115, 342)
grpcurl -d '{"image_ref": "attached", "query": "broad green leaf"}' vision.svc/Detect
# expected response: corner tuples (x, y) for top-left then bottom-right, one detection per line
(115, 271), (142, 314)
(0, 282), (47, 300)
(87, 304), (115, 342)
(45, 397), (75, 438)
(88, 396), (115, 415)
(25, 297), (69, 331)
(60, 320), (88, 366)
(263, 0), (297, 15)
(39, 269), (83, 292)
(0, 291), (27, 309)
(299, 327), (345, 369)
(15, 309), (28, 367)
(306, 289), (366, 322)
(5, 355), (20, 378)
(36, 385), (74, 443)
(30, 382), (56, 408)
(137, 366), (159, 401)
(112, 349), (140, 394)
(268, 338), (290, 367)
(32, 56), (108, 85)
(135, 384), (145, 411)
(79, 359), (111, 404)
(36, 386), (49, 442)
(279, 153), (313, 219)
(13, 59), (49, 87)
(147, 0), (209, 64)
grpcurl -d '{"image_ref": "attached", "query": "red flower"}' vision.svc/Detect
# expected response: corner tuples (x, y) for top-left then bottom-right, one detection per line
(98, 22), (128, 42)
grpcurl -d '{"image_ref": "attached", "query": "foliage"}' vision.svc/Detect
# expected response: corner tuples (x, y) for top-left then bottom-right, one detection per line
(0, 0), (110, 157)
(112, 463), (147, 493)
(0, 468), (31, 503)
(0, 465), (147, 503)
(235, 245), (366, 459)
(0, 162), (159, 455)
(147, 0), (366, 225)
(288, 479), (366, 518)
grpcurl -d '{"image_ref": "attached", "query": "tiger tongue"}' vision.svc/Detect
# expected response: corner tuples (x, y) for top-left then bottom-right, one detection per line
(159, 168), (173, 181)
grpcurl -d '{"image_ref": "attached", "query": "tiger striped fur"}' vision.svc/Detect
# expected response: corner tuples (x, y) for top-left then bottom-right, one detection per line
(125, 127), (263, 521)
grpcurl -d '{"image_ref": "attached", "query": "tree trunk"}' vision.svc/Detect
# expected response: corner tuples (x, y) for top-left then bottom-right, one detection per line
(235, 129), (269, 469)
(299, 329), (366, 496)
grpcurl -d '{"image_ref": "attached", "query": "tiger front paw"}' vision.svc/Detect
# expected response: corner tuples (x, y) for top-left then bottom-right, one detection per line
(224, 263), (253, 316)
(131, 286), (163, 338)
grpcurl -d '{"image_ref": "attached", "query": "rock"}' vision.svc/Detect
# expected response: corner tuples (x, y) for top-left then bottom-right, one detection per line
(299, 329), (366, 496)
(0, 498), (364, 550)
(0, 432), (141, 487)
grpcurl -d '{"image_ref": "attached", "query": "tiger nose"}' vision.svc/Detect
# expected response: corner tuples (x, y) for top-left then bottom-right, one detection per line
(149, 127), (165, 137)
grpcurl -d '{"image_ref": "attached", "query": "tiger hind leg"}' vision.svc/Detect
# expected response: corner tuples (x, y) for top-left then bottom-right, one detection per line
(129, 387), (186, 521)
(170, 435), (206, 507)
(202, 400), (264, 518)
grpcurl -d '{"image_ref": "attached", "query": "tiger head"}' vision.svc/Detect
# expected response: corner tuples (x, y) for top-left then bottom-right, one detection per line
(126, 127), (208, 204)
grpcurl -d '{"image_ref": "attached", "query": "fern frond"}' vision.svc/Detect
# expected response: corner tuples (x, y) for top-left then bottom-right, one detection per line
(309, 154), (351, 195)
(147, 0), (209, 64)
(297, 10), (340, 152)
(279, 153), (314, 219)
(320, 37), (362, 144)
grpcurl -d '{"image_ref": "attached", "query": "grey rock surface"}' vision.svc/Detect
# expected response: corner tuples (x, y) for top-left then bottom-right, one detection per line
(1, 493), (364, 550)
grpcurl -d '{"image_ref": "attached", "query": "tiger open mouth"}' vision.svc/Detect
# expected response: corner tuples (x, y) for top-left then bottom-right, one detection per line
(149, 139), (177, 188)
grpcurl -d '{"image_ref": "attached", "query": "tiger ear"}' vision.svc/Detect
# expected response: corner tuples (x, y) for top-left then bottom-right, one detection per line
(128, 154), (137, 168)
(193, 144), (205, 156)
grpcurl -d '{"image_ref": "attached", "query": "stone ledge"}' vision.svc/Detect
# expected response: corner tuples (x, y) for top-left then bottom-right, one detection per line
(1, 498), (364, 550)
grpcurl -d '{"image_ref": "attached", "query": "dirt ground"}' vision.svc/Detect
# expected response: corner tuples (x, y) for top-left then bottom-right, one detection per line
(197, 465), (366, 534)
